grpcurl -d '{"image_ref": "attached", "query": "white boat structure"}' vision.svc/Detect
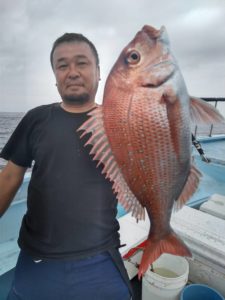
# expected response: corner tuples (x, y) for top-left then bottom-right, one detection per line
(119, 199), (225, 296)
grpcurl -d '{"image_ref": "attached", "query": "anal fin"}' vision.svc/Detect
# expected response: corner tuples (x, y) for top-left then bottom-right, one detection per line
(174, 163), (202, 210)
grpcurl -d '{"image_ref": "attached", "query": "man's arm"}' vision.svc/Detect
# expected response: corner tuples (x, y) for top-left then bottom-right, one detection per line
(0, 161), (27, 217)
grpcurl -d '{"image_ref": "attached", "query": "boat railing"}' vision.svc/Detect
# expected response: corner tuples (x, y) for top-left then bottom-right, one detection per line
(194, 97), (225, 137)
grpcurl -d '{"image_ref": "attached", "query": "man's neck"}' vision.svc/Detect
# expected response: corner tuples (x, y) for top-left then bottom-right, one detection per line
(60, 100), (97, 113)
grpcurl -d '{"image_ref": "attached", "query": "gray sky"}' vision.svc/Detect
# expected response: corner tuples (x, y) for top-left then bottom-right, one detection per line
(0, 0), (225, 113)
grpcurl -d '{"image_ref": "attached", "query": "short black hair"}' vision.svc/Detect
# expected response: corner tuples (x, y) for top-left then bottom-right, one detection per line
(50, 33), (99, 68)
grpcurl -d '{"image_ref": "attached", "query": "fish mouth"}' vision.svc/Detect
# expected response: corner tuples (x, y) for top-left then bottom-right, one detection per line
(140, 24), (169, 47)
(141, 25), (162, 39)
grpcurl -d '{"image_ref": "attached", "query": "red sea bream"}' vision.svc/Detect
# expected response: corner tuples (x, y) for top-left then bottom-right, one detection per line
(78, 25), (225, 278)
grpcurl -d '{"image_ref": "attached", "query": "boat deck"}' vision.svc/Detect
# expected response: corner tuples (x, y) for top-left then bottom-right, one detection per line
(198, 135), (225, 163)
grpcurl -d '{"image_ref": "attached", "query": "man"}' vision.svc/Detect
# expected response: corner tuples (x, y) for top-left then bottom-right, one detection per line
(0, 33), (132, 300)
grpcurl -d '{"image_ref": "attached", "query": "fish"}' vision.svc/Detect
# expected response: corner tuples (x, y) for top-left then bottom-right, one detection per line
(78, 25), (225, 278)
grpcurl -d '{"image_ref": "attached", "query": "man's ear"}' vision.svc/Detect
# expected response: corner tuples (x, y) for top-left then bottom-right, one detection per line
(97, 65), (101, 81)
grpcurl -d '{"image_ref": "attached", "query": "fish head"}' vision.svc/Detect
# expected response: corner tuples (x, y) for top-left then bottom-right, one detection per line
(103, 25), (176, 101)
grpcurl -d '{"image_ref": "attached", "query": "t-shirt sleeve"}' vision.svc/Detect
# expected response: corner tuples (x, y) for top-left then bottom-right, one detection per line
(0, 112), (33, 168)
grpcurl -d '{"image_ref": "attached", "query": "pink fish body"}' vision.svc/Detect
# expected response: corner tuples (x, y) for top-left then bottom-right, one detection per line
(78, 25), (225, 278)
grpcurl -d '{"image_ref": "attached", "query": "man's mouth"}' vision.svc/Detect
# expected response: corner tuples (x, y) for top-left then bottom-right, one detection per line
(67, 83), (84, 88)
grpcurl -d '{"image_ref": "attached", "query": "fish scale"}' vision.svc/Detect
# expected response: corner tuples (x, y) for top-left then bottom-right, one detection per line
(78, 24), (225, 278)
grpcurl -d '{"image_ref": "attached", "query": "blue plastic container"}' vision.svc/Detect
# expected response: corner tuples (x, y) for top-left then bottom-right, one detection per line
(181, 284), (224, 300)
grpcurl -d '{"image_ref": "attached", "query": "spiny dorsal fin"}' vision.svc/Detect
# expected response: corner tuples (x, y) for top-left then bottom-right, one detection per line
(77, 105), (145, 221)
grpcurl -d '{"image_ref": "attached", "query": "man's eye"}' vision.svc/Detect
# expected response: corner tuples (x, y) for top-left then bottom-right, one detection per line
(58, 64), (67, 69)
(78, 62), (86, 65)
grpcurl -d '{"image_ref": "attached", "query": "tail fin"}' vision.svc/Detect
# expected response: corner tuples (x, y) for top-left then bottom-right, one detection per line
(138, 231), (191, 279)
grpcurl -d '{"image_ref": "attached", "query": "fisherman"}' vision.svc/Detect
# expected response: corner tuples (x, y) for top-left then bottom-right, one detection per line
(0, 33), (133, 300)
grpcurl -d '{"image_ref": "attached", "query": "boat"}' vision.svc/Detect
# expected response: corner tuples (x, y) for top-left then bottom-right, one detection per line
(1, 99), (225, 299)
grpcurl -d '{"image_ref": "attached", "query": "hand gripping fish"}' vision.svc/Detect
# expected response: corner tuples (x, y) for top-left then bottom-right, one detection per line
(78, 25), (225, 278)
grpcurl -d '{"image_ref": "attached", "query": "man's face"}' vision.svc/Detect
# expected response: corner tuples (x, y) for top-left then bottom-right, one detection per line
(52, 41), (100, 105)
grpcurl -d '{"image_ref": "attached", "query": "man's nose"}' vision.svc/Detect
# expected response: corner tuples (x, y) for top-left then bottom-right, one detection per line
(68, 65), (79, 78)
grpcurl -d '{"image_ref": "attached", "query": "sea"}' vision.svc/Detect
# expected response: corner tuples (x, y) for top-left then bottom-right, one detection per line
(0, 110), (225, 170)
(0, 112), (25, 169)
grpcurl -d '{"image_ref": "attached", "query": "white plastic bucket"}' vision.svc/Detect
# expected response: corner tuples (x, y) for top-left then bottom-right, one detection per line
(142, 253), (189, 300)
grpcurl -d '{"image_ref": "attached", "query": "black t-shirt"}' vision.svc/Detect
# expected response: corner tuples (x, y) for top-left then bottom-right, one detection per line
(0, 103), (120, 259)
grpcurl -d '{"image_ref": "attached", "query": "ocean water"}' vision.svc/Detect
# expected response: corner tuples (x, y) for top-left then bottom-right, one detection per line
(0, 112), (25, 169)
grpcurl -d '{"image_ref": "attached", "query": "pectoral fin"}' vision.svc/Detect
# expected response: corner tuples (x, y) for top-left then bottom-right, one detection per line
(163, 87), (182, 158)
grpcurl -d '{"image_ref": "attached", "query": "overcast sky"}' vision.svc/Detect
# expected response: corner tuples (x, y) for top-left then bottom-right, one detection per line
(0, 0), (225, 113)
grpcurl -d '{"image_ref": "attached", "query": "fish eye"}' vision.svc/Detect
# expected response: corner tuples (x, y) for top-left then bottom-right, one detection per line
(126, 50), (141, 64)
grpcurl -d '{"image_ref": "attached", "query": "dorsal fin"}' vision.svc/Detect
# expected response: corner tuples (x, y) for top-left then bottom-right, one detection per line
(174, 163), (202, 210)
(190, 96), (225, 125)
(77, 105), (145, 221)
